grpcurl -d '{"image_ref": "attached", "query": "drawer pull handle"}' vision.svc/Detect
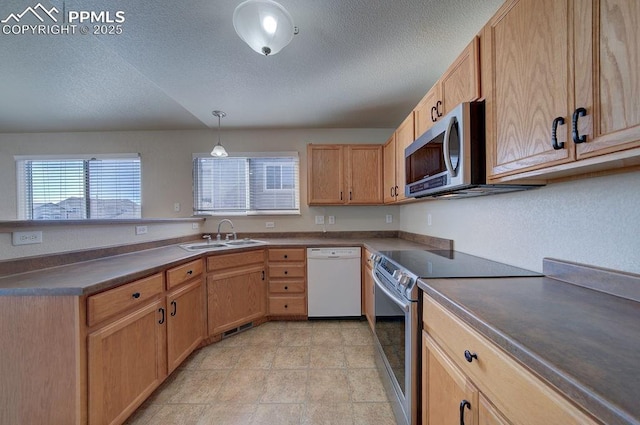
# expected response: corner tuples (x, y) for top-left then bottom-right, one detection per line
(284, 286), (288, 290)
(284, 254), (288, 259)
(464, 350), (477, 363)
(459, 400), (471, 425)
(284, 304), (288, 308)
(572, 107), (587, 144)
(284, 270), (288, 275)
(261, 270), (265, 281)
(170, 300), (177, 317)
(186, 270), (193, 275)
(132, 292), (141, 299)
(551, 116), (565, 150)
(158, 308), (165, 325)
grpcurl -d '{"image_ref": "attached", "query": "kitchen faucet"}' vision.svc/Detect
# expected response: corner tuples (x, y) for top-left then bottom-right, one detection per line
(216, 219), (236, 241)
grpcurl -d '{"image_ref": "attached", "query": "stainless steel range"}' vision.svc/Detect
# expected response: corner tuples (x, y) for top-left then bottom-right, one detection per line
(371, 253), (420, 425)
(370, 249), (541, 425)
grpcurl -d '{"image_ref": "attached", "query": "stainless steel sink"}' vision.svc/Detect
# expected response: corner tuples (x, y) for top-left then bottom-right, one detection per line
(179, 239), (266, 251)
(225, 239), (265, 246)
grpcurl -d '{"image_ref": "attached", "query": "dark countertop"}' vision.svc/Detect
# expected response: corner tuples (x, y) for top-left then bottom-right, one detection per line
(0, 237), (429, 296)
(419, 276), (640, 425)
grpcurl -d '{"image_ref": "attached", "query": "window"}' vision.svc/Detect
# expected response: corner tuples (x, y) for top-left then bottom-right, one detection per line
(15, 154), (141, 220)
(193, 152), (300, 215)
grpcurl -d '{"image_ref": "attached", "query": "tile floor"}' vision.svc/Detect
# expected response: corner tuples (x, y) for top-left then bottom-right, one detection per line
(124, 319), (398, 425)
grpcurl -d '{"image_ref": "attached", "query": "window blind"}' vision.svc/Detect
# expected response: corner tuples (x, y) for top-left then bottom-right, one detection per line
(193, 152), (300, 215)
(15, 154), (141, 220)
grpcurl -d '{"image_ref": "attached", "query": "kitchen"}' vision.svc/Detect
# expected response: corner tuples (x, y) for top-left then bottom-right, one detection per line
(1, 0), (639, 424)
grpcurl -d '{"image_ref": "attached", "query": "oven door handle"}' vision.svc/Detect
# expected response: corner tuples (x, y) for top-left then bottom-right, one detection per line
(373, 270), (410, 313)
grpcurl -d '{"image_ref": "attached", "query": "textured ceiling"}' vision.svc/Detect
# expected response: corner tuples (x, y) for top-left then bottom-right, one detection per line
(0, 0), (503, 133)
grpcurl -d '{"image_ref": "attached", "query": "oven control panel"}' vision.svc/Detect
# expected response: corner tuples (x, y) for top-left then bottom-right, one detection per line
(374, 256), (418, 301)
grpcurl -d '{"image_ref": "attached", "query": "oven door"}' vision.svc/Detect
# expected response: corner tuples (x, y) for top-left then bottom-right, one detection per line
(372, 269), (416, 425)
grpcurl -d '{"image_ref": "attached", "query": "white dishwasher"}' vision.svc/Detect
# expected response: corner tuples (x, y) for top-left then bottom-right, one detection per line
(307, 247), (361, 317)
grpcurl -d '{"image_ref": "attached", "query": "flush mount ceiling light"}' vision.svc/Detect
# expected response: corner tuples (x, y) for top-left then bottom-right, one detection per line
(210, 110), (228, 158)
(233, 0), (298, 56)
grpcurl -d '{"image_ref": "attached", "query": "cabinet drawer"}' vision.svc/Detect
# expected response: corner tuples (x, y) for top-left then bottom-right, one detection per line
(207, 249), (264, 271)
(269, 296), (306, 315)
(166, 259), (203, 290)
(423, 295), (598, 425)
(87, 273), (164, 327)
(268, 264), (305, 278)
(268, 248), (306, 262)
(269, 280), (305, 294)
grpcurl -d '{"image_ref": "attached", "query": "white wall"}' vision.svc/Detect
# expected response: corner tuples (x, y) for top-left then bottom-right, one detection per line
(0, 128), (399, 259)
(400, 171), (640, 274)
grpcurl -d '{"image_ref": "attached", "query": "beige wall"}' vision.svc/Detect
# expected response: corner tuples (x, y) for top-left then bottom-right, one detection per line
(2, 129), (639, 275)
(400, 171), (640, 274)
(0, 128), (399, 259)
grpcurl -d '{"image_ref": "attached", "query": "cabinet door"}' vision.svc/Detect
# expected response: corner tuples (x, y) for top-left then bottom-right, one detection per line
(88, 299), (166, 425)
(307, 145), (344, 204)
(574, 0), (640, 159)
(395, 113), (415, 202)
(207, 266), (266, 335)
(484, 0), (574, 178)
(166, 279), (205, 374)
(414, 85), (441, 139)
(346, 145), (383, 204)
(383, 135), (397, 203)
(441, 36), (481, 116)
(422, 331), (478, 425)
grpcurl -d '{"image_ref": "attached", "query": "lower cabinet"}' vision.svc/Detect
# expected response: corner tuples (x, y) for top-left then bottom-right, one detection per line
(88, 299), (167, 425)
(267, 248), (307, 316)
(166, 279), (205, 373)
(422, 331), (477, 425)
(206, 249), (267, 335)
(422, 294), (599, 425)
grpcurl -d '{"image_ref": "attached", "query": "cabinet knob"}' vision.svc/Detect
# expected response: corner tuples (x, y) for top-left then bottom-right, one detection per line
(284, 270), (288, 275)
(572, 107), (587, 144)
(186, 270), (193, 275)
(132, 292), (141, 299)
(284, 286), (289, 290)
(551, 116), (566, 150)
(284, 304), (288, 309)
(464, 350), (478, 363)
(284, 254), (288, 259)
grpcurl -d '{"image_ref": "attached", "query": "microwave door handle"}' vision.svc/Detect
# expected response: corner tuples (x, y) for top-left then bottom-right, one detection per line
(442, 116), (458, 177)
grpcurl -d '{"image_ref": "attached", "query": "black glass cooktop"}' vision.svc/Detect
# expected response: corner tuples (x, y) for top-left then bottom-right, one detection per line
(378, 249), (541, 279)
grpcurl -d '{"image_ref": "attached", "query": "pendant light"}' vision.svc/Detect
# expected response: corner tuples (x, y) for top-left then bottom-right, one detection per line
(233, 0), (297, 56)
(210, 110), (228, 158)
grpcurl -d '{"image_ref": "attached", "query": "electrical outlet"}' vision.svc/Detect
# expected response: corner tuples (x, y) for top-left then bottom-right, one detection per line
(328, 216), (335, 225)
(12, 231), (43, 246)
(192, 223), (200, 229)
(135, 225), (148, 235)
(427, 214), (432, 226)
(315, 215), (325, 225)
(265, 221), (275, 228)
(173, 202), (181, 212)
(385, 214), (393, 223)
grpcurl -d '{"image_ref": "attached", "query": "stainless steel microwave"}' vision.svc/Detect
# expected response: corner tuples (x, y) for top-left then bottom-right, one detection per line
(405, 101), (540, 199)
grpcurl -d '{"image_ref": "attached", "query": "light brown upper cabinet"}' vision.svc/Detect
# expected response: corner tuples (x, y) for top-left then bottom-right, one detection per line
(307, 144), (383, 205)
(383, 113), (414, 204)
(483, 0), (640, 181)
(414, 37), (481, 140)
